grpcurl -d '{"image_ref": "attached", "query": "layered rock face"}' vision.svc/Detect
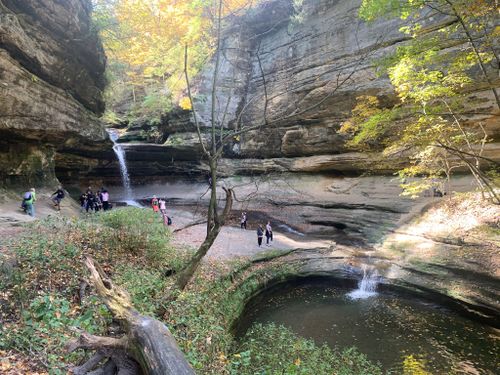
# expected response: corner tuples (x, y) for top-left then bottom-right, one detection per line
(118, 0), (499, 179)
(0, 0), (112, 187)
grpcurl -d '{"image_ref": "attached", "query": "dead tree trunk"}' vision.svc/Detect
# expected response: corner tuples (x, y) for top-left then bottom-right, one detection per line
(66, 256), (194, 375)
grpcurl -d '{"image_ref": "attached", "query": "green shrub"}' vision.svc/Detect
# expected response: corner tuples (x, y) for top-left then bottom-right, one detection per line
(230, 323), (383, 375)
(114, 265), (168, 315)
(0, 293), (110, 375)
(0, 209), (187, 373)
(97, 207), (186, 268)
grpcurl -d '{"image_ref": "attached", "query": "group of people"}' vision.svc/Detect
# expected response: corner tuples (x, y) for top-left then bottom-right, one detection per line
(257, 221), (273, 247)
(151, 195), (172, 226)
(20, 186), (66, 217)
(241, 212), (273, 247)
(79, 187), (111, 213)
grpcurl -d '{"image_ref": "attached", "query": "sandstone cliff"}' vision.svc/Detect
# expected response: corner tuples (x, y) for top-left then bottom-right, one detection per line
(0, 0), (111, 187)
(117, 0), (499, 179)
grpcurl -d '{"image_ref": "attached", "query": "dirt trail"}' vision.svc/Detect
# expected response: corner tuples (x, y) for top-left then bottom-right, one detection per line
(167, 207), (333, 260)
(0, 191), (80, 241)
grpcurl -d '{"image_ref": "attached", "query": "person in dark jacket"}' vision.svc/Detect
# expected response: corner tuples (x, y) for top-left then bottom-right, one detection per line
(51, 186), (65, 211)
(257, 225), (264, 247)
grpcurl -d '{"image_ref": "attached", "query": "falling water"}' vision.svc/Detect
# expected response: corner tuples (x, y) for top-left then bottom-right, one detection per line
(278, 224), (305, 236)
(107, 129), (136, 204)
(347, 264), (378, 299)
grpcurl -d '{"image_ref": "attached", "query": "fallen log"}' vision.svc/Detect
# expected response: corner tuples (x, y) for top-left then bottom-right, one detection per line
(66, 256), (194, 375)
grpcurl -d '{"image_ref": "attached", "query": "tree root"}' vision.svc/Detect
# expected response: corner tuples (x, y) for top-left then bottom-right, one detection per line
(67, 256), (194, 375)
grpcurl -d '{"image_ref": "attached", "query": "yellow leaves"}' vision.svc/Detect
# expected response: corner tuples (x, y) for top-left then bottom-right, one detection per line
(179, 96), (192, 110)
(402, 354), (430, 375)
(219, 352), (228, 364)
(294, 357), (301, 366)
(0, 359), (12, 372)
(97, 0), (262, 104)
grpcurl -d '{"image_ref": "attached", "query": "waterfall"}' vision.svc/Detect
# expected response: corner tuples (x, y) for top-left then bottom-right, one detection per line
(107, 129), (137, 205)
(347, 264), (378, 299)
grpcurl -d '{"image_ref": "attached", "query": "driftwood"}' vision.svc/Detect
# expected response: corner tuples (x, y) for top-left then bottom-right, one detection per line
(66, 256), (194, 375)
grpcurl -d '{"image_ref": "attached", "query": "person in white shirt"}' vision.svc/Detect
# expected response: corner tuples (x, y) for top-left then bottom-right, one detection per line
(265, 221), (273, 246)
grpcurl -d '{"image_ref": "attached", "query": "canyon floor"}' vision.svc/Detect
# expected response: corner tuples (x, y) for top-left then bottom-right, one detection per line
(1, 175), (498, 320)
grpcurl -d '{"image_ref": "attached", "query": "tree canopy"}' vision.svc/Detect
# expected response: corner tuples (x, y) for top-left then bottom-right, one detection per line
(342, 0), (499, 200)
(92, 0), (260, 122)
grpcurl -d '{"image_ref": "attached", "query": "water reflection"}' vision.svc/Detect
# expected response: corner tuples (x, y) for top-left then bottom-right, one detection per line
(237, 282), (500, 374)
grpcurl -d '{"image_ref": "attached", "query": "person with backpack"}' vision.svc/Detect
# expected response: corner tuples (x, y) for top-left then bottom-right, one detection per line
(257, 224), (264, 247)
(21, 190), (31, 213)
(265, 221), (273, 246)
(162, 212), (172, 226)
(22, 188), (36, 217)
(51, 186), (65, 211)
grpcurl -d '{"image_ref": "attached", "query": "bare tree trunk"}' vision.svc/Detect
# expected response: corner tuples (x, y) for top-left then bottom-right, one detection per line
(176, 187), (233, 290)
(67, 257), (194, 375)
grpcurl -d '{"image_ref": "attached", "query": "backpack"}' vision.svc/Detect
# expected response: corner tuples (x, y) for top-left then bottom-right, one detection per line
(23, 192), (31, 200)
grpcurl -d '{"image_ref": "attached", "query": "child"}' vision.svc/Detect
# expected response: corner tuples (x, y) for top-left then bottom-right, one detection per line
(51, 186), (65, 211)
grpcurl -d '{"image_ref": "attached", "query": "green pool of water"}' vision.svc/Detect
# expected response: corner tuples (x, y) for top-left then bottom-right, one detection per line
(236, 281), (500, 374)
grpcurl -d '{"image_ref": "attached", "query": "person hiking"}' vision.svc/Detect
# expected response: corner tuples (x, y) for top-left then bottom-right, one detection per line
(151, 195), (159, 213)
(257, 225), (264, 247)
(157, 198), (171, 226)
(94, 194), (102, 212)
(241, 212), (247, 229)
(101, 189), (110, 211)
(159, 198), (167, 215)
(79, 192), (87, 212)
(265, 221), (273, 246)
(51, 186), (65, 211)
(21, 189), (32, 213)
(23, 188), (36, 217)
(85, 191), (95, 213)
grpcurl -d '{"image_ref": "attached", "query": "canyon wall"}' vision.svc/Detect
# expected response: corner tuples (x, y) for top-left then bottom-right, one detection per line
(117, 0), (499, 180)
(0, 0), (112, 187)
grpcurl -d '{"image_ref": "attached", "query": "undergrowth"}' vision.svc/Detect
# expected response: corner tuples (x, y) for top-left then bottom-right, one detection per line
(1, 208), (385, 374)
(0, 208), (186, 373)
(230, 323), (383, 375)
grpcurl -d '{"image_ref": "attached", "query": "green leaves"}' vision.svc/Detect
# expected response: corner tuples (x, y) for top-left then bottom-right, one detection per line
(230, 323), (384, 374)
(352, 0), (498, 197)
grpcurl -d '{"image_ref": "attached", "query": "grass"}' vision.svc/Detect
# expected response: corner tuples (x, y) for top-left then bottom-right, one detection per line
(1, 208), (385, 374)
(230, 323), (383, 375)
(0, 209), (187, 373)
